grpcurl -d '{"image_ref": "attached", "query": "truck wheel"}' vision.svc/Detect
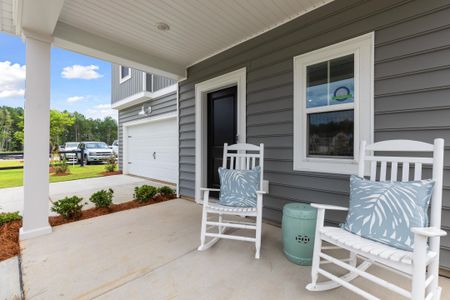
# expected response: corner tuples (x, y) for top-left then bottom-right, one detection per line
(84, 156), (90, 165)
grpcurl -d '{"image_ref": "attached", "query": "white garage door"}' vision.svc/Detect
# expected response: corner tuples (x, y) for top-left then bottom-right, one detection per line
(126, 117), (177, 183)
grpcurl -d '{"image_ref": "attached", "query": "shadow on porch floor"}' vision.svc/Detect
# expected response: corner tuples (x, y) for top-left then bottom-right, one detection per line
(20, 198), (450, 299)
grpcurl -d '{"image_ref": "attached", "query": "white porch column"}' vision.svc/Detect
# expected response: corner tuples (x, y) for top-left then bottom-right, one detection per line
(20, 35), (52, 240)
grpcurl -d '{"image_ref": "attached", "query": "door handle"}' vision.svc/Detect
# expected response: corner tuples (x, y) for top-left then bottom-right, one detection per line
(153, 152), (156, 159)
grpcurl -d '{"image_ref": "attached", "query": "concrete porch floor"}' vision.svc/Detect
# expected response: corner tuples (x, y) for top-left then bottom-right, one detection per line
(20, 199), (450, 299)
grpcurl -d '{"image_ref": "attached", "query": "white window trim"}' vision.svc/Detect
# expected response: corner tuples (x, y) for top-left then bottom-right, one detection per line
(293, 32), (374, 175)
(194, 67), (246, 202)
(119, 65), (131, 83)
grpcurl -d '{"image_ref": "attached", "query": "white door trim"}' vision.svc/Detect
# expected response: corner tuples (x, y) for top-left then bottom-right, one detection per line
(194, 67), (246, 202)
(122, 112), (177, 175)
(176, 83), (180, 197)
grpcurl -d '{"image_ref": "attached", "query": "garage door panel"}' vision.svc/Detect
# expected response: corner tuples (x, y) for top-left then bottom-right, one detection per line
(126, 117), (178, 183)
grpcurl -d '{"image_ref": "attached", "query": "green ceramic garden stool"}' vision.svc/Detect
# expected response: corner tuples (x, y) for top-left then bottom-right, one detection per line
(282, 203), (317, 266)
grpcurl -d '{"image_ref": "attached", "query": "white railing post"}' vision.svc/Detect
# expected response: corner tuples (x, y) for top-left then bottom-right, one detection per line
(20, 35), (52, 240)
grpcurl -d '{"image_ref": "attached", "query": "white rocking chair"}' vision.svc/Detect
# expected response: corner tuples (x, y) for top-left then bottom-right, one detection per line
(306, 139), (447, 300)
(198, 143), (266, 259)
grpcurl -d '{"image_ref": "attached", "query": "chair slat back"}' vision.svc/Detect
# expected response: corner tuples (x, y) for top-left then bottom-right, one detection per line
(223, 143), (264, 189)
(358, 139), (445, 251)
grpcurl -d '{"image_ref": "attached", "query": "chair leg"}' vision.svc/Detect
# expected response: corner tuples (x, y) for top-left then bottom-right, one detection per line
(198, 203), (208, 251)
(308, 209), (325, 288)
(349, 251), (357, 267)
(427, 254), (442, 300)
(255, 195), (263, 259)
(310, 237), (322, 286)
(218, 214), (223, 234)
(411, 235), (427, 300)
(255, 215), (262, 259)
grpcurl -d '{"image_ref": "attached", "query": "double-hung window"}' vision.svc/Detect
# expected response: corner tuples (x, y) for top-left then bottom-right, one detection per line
(293, 33), (374, 174)
(119, 65), (131, 83)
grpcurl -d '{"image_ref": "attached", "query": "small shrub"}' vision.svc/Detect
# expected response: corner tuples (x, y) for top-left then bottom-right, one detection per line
(51, 196), (84, 220)
(90, 189), (114, 208)
(105, 156), (117, 172)
(158, 186), (175, 197)
(134, 185), (157, 203)
(54, 158), (70, 175)
(0, 211), (22, 226)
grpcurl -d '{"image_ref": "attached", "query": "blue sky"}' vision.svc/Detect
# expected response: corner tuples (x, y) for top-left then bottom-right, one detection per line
(0, 32), (117, 120)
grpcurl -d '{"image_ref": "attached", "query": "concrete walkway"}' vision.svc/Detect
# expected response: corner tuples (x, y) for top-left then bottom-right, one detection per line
(20, 199), (450, 300)
(0, 175), (165, 214)
(0, 256), (21, 300)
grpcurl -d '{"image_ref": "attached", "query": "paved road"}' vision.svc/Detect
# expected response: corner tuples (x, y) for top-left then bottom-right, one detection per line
(0, 175), (167, 214)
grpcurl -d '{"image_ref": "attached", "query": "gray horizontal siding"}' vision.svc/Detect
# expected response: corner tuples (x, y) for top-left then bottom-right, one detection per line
(112, 65), (176, 103)
(111, 65), (143, 104)
(178, 0), (450, 269)
(117, 91), (177, 169)
(153, 75), (177, 92)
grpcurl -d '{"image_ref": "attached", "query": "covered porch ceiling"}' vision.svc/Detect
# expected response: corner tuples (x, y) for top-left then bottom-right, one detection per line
(0, 0), (332, 79)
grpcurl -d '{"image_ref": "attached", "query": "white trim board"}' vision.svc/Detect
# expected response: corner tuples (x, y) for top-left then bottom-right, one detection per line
(119, 65), (131, 84)
(293, 32), (374, 175)
(122, 112), (177, 175)
(194, 67), (247, 202)
(142, 72), (147, 92)
(176, 83), (180, 198)
(112, 84), (178, 110)
(52, 22), (185, 80)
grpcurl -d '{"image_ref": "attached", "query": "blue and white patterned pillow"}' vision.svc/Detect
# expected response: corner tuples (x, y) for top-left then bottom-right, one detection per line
(218, 166), (261, 207)
(342, 175), (434, 251)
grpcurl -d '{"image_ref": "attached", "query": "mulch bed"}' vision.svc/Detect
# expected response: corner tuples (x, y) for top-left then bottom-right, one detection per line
(0, 220), (21, 261)
(50, 170), (122, 177)
(49, 194), (174, 226)
(0, 195), (176, 262)
(100, 170), (122, 176)
(51, 172), (71, 177)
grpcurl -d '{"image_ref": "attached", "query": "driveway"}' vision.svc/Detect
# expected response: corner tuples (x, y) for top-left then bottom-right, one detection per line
(0, 175), (168, 214)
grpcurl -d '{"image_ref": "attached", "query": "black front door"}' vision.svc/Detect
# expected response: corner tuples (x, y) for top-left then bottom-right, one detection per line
(207, 86), (237, 193)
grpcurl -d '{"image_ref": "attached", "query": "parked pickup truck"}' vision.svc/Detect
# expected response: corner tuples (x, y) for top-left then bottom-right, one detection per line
(61, 142), (79, 161)
(77, 141), (114, 165)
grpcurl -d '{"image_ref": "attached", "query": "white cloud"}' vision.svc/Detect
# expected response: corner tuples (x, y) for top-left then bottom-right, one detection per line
(61, 64), (103, 80)
(85, 104), (117, 120)
(66, 96), (87, 103)
(95, 104), (111, 109)
(0, 61), (26, 99)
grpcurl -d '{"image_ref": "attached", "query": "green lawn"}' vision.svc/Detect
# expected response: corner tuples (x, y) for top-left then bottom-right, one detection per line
(0, 164), (108, 189)
(0, 160), (23, 168)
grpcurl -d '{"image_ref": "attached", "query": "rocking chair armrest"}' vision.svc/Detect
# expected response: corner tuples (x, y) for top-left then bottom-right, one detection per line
(200, 188), (220, 205)
(411, 227), (447, 238)
(310, 203), (348, 211)
(200, 187), (221, 192)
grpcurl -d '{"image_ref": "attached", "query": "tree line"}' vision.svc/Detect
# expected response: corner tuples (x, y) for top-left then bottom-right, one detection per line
(0, 106), (118, 152)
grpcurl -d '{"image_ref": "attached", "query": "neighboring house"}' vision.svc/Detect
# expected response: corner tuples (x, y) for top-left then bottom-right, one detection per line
(111, 65), (177, 184)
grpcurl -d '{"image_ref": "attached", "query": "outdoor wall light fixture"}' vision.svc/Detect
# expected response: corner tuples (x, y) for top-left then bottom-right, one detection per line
(138, 104), (152, 116)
